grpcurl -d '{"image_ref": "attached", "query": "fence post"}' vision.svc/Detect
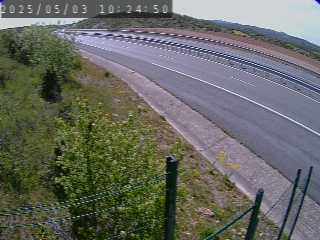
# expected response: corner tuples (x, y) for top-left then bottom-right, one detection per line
(245, 189), (264, 240)
(277, 169), (302, 240)
(288, 167), (313, 239)
(164, 156), (178, 240)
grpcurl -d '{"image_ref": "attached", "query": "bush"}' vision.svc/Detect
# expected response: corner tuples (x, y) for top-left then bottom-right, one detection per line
(1, 28), (81, 102)
(0, 65), (56, 194)
(104, 71), (111, 78)
(41, 70), (62, 103)
(54, 100), (165, 239)
(0, 69), (12, 88)
(17, 28), (79, 80)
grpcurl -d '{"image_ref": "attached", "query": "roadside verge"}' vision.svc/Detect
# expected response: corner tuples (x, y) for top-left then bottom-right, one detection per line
(80, 49), (320, 240)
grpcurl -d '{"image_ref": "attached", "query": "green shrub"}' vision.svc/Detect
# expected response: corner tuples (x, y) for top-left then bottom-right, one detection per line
(41, 70), (62, 103)
(0, 31), (17, 57)
(1, 28), (81, 102)
(0, 69), (11, 88)
(0, 64), (57, 194)
(104, 71), (111, 78)
(54, 100), (165, 239)
(18, 28), (79, 79)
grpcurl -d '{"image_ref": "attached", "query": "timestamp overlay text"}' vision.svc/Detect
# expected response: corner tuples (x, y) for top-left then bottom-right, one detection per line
(0, 0), (172, 18)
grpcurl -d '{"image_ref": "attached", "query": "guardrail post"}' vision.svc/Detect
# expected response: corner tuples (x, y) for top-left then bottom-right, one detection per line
(288, 167), (313, 239)
(245, 189), (264, 240)
(277, 169), (301, 240)
(164, 156), (178, 240)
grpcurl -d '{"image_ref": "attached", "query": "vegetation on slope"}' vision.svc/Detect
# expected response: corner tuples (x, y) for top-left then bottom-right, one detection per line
(71, 13), (222, 32)
(212, 20), (320, 62)
(0, 28), (167, 239)
(0, 27), (278, 239)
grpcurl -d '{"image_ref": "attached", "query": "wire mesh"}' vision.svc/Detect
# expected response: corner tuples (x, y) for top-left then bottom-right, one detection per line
(0, 174), (166, 240)
(257, 169), (312, 240)
(198, 194), (254, 240)
(0, 174), (165, 218)
(203, 206), (253, 240)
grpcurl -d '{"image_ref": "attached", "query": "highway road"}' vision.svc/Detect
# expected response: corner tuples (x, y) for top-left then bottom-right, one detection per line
(65, 31), (320, 205)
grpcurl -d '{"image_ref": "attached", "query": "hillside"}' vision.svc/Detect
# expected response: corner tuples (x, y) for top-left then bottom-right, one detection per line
(71, 13), (222, 32)
(212, 20), (320, 61)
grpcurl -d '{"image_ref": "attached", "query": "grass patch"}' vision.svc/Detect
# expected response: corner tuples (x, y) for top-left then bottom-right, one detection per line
(0, 53), (59, 223)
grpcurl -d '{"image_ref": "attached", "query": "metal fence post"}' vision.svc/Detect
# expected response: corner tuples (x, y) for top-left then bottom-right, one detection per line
(164, 156), (178, 240)
(245, 189), (264, 240)
(277, 169), (302, 240)
(288, 167), (313, 239)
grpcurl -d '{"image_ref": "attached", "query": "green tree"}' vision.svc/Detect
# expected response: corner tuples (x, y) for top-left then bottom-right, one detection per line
(41, 70), (62, 103)
(1, 28), (80, 102)
(54, 100), (165, 239)
(0, 30), (19, 58)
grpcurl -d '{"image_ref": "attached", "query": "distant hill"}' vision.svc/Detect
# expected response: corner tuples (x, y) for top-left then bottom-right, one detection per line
(212, 20), (320, 61)
(71, 14), (222, 32)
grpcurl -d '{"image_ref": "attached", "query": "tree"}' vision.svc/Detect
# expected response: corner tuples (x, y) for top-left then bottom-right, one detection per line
(1, 27), (80, 102)
(54, 100), (165, 239)
(41, 70), (62, 103)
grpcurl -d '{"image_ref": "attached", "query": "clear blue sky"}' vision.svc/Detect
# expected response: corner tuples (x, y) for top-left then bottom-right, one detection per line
(0, 0), (319, 46)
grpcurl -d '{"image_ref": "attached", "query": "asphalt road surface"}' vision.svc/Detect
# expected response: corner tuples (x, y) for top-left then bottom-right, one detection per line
(66, 32), (320, 205)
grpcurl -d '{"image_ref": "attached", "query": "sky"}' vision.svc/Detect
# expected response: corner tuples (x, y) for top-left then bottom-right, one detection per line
(0, 0), (319, 45)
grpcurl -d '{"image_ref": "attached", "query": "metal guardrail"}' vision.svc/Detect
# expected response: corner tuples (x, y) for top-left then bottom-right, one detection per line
(66, 28), (320, 80)
(71, 31), (320, 96)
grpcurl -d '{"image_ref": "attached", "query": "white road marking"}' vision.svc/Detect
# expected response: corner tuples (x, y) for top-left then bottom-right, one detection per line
(78, 37), (320, 105)
(159, 55), (175, 60)
(150, 62), (320, 138)
(231, 76), (256, 87)
(146, 43), (320, 104)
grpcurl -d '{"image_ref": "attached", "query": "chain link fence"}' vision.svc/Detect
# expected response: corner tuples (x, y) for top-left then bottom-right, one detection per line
(199, 167), (314, 240)
(0, 152), (314, 240)
(257, 167), (313, 240)
(0, 165), (168, 240)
